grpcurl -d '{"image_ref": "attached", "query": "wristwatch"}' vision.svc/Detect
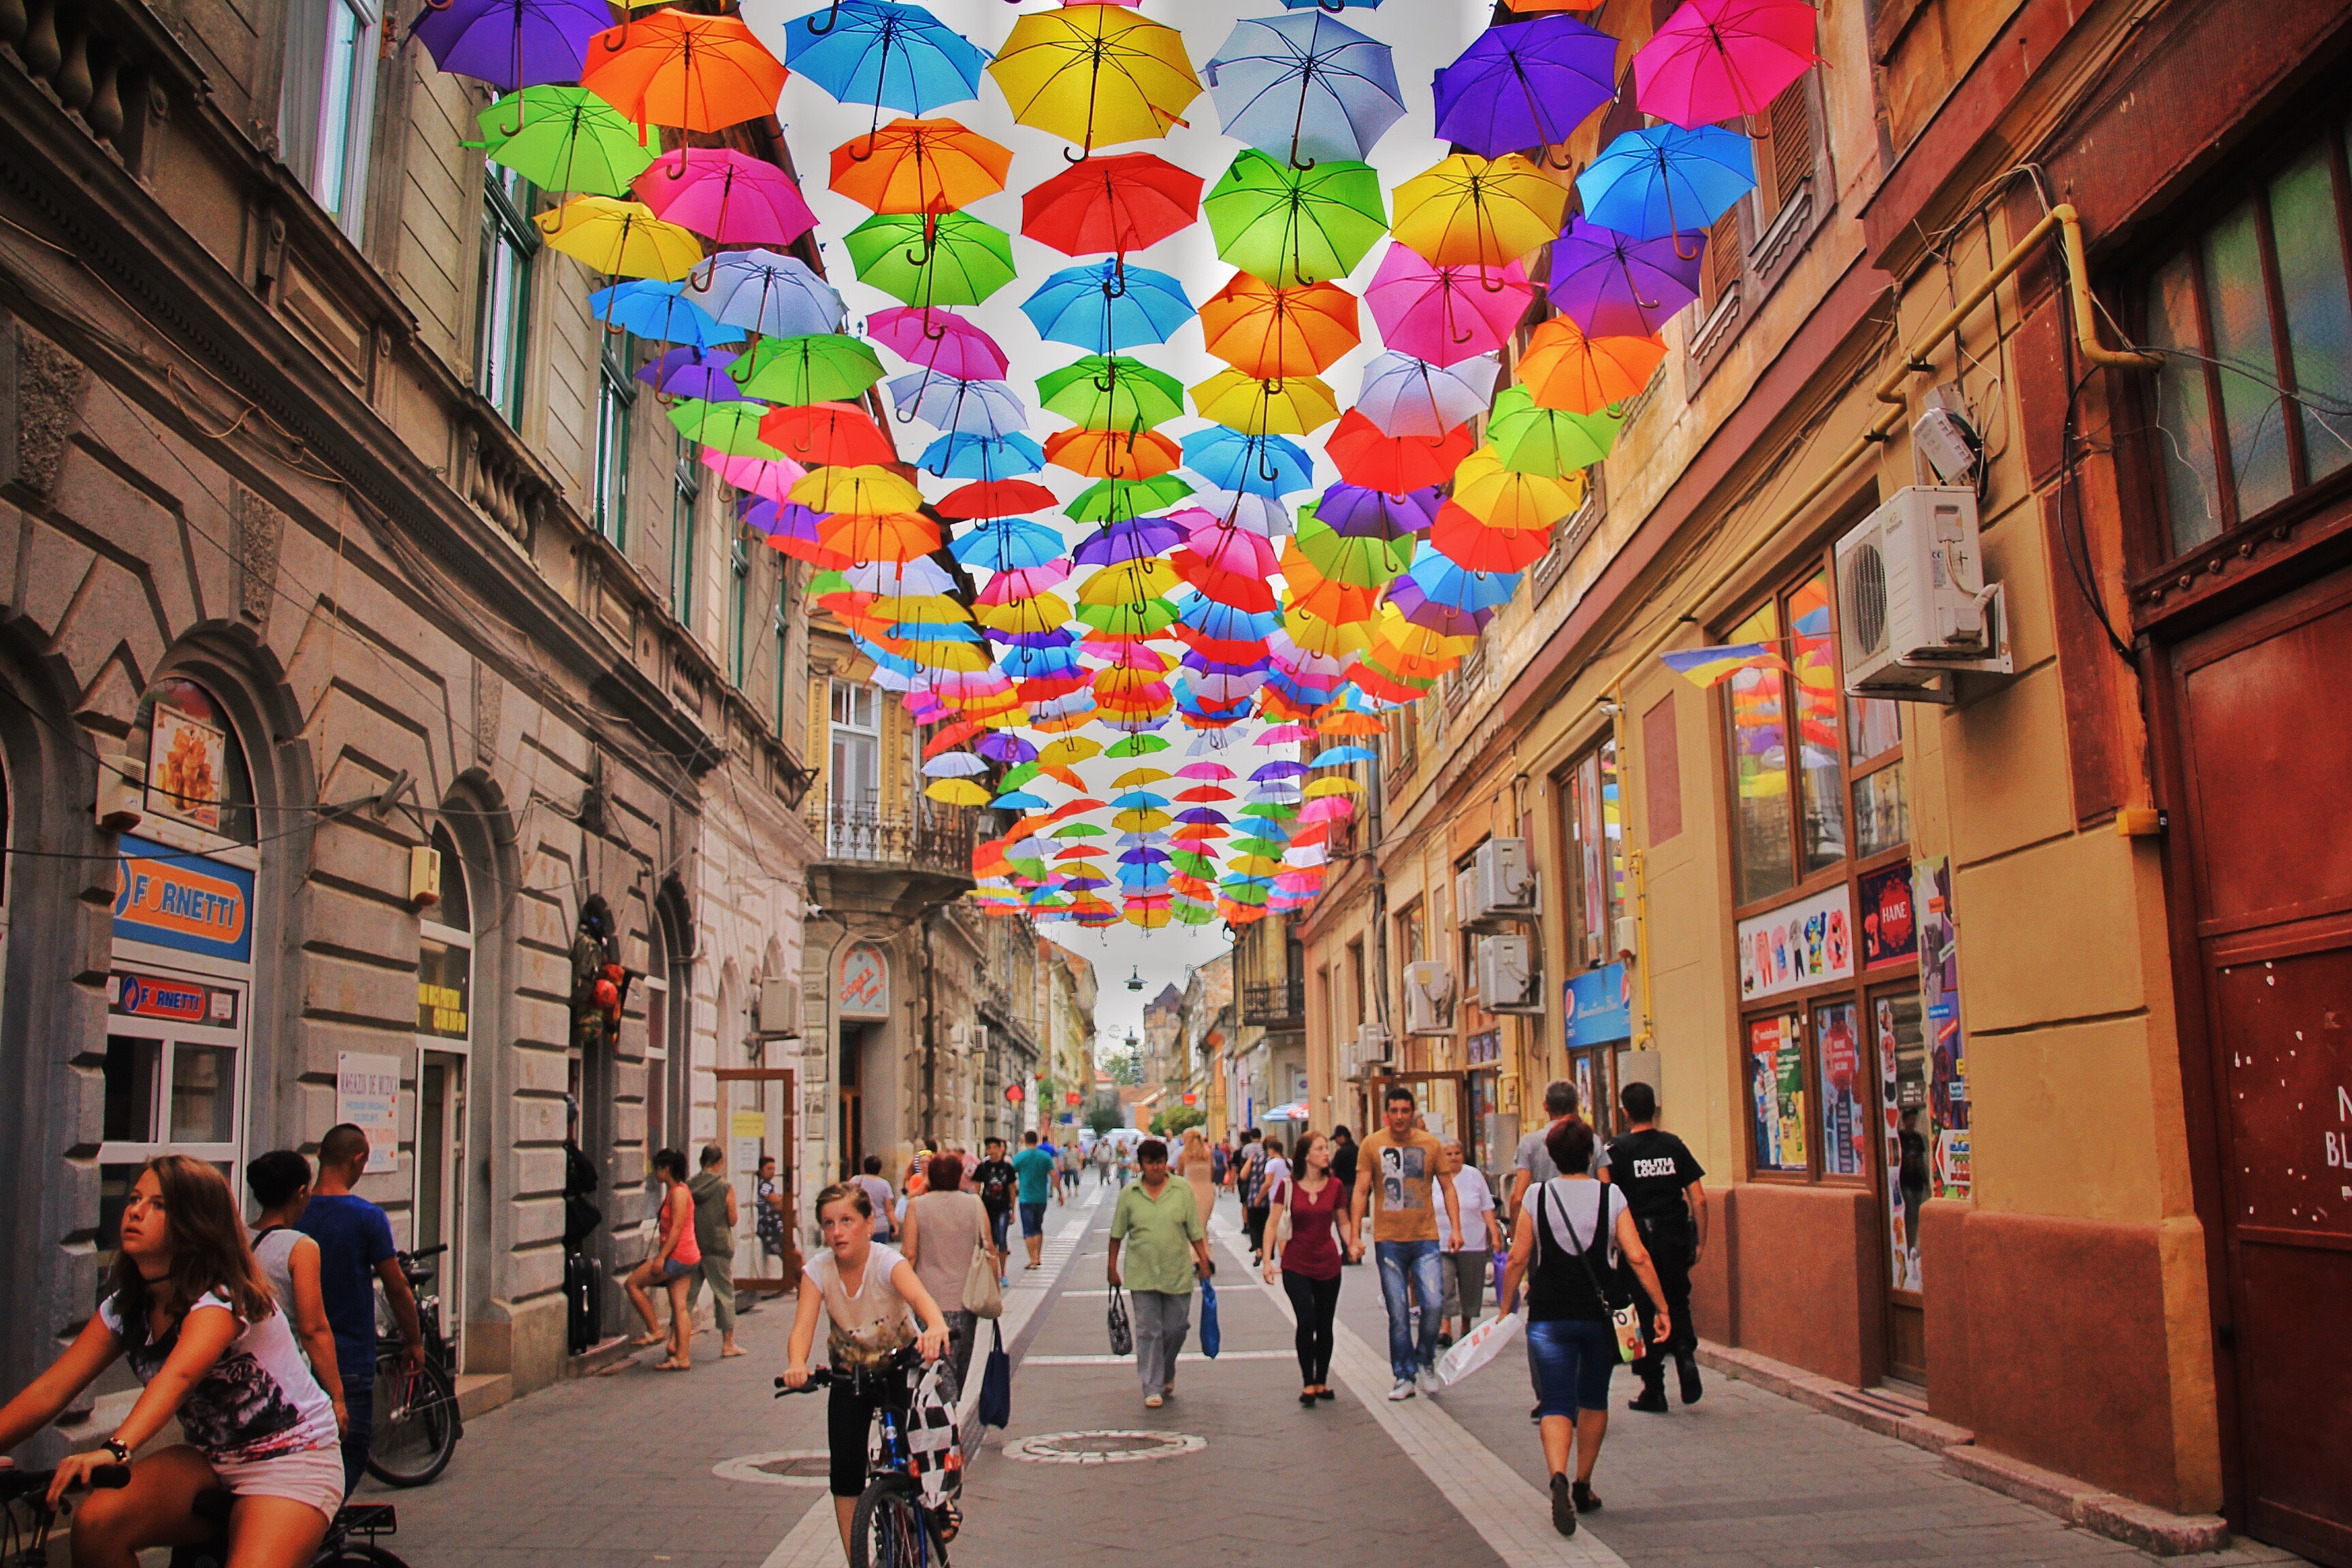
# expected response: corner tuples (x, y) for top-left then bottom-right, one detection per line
(101, 1438), (131, 1465)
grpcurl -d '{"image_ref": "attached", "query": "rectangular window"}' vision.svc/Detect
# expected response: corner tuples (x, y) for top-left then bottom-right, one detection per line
(1746, 1011), (1807, 1174)
(1759, 78), (1814, 218)
(1725, 598), (1790, 903)
(2140, 114), (2352, 556)
(773, 576), (791, 732)
(593, 333), (633, 547)
(476, 163), (536, 427)
(1814, 1001), (1865, 1177)
(279, 0), (380, 240)
(99, 974), (248, 1260)
(1564, 738), (1625, 968)
(671, 438), (701, 625)
(728, 539), (750, 687)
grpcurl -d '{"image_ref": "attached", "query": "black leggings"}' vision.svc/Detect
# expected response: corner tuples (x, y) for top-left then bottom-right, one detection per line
(1283, 1269), (1343, 1386)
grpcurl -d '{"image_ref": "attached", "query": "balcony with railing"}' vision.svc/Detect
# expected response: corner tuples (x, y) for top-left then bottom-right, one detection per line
(1243, 978), (1305, 1028)
(810, 791), (974, 875)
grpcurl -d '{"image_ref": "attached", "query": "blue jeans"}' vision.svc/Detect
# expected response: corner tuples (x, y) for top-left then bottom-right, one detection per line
(1526, 1318), (1619, 1416)
(338, 1373), (374, 1497)
(1374, 1239), (1445, 1383)
(1019, 1200), (1047, 1237)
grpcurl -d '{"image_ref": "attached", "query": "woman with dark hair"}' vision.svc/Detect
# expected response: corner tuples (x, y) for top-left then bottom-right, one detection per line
(1497, 1117), (1672, 1538)
(624, 1147), (701, 1370)
(0, 1156), (344, 1566)
(1263, 1130), (1356, 1405)
(901, 1153), (989, 1392)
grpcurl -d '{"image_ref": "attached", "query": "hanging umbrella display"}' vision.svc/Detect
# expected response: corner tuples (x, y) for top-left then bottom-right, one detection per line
(702, 448), (808, 502)
(587, 280), (737, 346)
(642, 348), (748, 400)
(1038, 356), (1188, 431)
(414, 0), (615, 93)
(1179, 428), (1315, 495)
(1190, 371), (1341, 435)
(1313, 482), (1439, 539)
(683, 249), (845, 336)
(866, 306), (1010, 377)
(1203, 150), (1388, 287)
(952, 517), (1067, 571)
(1634, 0), (1820, 129)
(828, 117), (1011, 214)
(1431, 16), (1617, 159)
(1198, 274), (1358, 377)
(468, 86), (657, 195)
(1203, 12), (1405, 167)
(921, 431), (1047, 477)
(778, 0), (990, 118)
(1021, 153), (1203, 261)
(1045, 427), (1185, 479)
(732, 333), (885, 404)
(1548, 217), (1705, 338)
(889, 373), (1028, 436)
(632, 148), (818, 246)
(1353, 352), (1497, 438)
(1020, 261), (1195, 353)
(668, 399), (785, 458)
(1449, 450), (1582, 535)
(1360, 243), (1534, 366)
(581, 12), (789, 134)
(540, 197), (704, 280)
(1391, 152), (1569, 268)
(1066, 473), (1195, 522)
(759, 402), (898, 466)
(1325, 408), (1475, 491)
(1514, 315), (1665, 413)
(1575, 124), (1757, 243)
(987, 6), (1203, 155)
(843, 212), (1019, 306)
(1484, 385), (1624, 474)
(939, 478), (1058, 519)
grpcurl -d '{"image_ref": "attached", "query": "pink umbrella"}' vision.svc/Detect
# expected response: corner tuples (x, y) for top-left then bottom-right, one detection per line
(700, 448), (808, 502)
(1363, 243), (1535, 367)
(1256, 723), (1312, 744)
(1634, 0), (1821, 129)
(633, 148), (817, 246)
(975, 561), (1075, 604)
(866, 307), (1010, 379)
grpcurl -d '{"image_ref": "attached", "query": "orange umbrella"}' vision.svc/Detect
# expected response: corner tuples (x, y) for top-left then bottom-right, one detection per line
(583, 13), (787, 135)
(1044, 427), (1183, 479)
(829, 117), (1011, 215)
(1198, 274), (1360, 378)
(1514, 316), (1667, 414)
(818, 512), (941, 562)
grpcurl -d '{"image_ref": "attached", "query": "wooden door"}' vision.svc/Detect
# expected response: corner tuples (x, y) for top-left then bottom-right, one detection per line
(2173, 568), (2352, 1567)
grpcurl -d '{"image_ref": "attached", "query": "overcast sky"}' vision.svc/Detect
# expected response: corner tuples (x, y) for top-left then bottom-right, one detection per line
(1041, 919), (1228, 1047)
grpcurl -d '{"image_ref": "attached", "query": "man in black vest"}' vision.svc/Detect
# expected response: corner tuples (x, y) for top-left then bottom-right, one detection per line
(1607, 1081), (1708, 1411)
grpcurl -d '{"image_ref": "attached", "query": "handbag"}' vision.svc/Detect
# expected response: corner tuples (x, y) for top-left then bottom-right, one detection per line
(1107, 1286), (1133, 1357)
(1540, 1183), (1645, 1365)
(977, 1322), (1012, 1428)
(1198, 1277), (1221, 1358)
(962, 1203), (1004, 1320)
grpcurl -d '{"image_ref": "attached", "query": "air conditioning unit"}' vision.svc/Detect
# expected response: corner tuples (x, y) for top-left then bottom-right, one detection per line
(757, 977), (798, 1036)
(1477, 934), (1541, 1013)
(1350, 1020), (1392, 1079)
(1613, 915), (1639, 962)
(1835, 487), (2013, 700)
(1452, 867), (1477, 932)
(947, 1023), (986, 1055)
(1403, 961), (1456, 1036)
(1467, 838), (1537, 924)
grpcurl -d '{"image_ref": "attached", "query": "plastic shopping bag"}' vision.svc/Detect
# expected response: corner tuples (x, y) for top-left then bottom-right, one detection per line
(1436, 1311), (1523, 1387)
(1198, 1278), (1220, 1359)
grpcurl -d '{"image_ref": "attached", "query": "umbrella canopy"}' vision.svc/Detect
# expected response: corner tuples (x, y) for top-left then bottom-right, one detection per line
(470, 86), (656, 195)
(828, 116), (1011, 214)
(1548, 217), (1705, 338)
(1325, 408), (1475, 491)
(920, 431), (1047, 478)
(1450, 448), (1581, 530)
(1485, 385), (1623, 474)
(1191, 371), (1341, 436)
(1354, 352), (1497, 438)
(642, 346), (746, 399)
(632, 147), (817, 246)
(1045, 427), (1184, 479)
(987, 6), (1203, 154)
(1514, 315), (1665, 413)
(668, 399), (783, 457)
(1431, 16), (1616, 158)
(1314, 481), (1439, 539)
(1198, 274), (1358, 377)
(794, 463), (924, 515)
(1575, 125), (1757, 242)
(541, 197), (704, 280)
(415, 0), (613, 92)
(1179, 427), (1315, 495)
(939, 478), (1058, 519)
(1362, 242), (1533, 365)
(778, 0), (990, 118)
(1203, 150), (1388, 287)
(759, 402), (897, 466)
(887, 372), (1028, 436)
(1021, 153), (1203, 258)
(1391, 152), (1569, 267)
(702, 448), (808, 502)
(951, 517), (1066, 570)
(843, 211), (1018, 306)
(1019, 261), (1194, 353)
(588, 280), (736, 346)
(1203, 12), (1405, 167)
(733, 333), (885, 404)
(1038, 355), (1188, 431)
(1635, 0), (1821, 129)
(684, 248), (846, 336)
(866, 306), (1009, 376)
(1066, 473), (1195, 522)
(581, 12), (788, 134)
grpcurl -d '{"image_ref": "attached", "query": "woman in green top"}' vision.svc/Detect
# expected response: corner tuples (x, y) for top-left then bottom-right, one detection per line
(1106, 1139), (1213, 1408)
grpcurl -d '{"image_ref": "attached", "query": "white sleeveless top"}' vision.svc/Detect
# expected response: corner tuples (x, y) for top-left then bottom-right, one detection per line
(807, 1243), (916, 1373)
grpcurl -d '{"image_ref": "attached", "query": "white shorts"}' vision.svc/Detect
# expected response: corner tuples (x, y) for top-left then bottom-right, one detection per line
(208, 1445), (345, 1523)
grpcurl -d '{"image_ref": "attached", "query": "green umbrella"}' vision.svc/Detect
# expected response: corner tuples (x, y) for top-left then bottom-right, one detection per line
(1171, 900), (1216, 924)
(1037, 355), (1186, 431)
(1203, 150), (1388, 288)
(731, 334), (885, 406)
(467, 86), (659, 198)
(845, 212), (1018, 308)
(1075, 599), (1179, 636)
(1051, 821), (1107, 838)
(1169, 850), (1219, 878)
(1105, 733), (1172, 757)
(1220, 881), (1272, 906)
(1067, 474), (1193, 524)
(1486, 386), (1622, 477)
(998, 760), (1044, 789)
(1239, 800), (1300, 821)
(1228, 836), (1290, 859)
(1296, 517), (1412, 586)
(668, 399), (783, 459)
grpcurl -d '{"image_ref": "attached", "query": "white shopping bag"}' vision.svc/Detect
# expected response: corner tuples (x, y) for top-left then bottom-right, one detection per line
(1437, 1311), (1523, 1386)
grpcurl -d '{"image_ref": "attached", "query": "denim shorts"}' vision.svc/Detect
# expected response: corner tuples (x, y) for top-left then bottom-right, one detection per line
(1526, 1317), (1618, 1416)
(1019, 1200), (1048, 1237)
(659, 1256), (694, 1281)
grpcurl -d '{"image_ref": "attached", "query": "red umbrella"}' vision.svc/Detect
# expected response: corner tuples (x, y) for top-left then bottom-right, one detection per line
(1326, 409), (1476, 492)
(1021, 152), (1202, 259)
(866, 306), (1011, 378)
(757, 401), (896, 466)
(938, 478), (1059, 519)
(1429, 498), (1550, 572)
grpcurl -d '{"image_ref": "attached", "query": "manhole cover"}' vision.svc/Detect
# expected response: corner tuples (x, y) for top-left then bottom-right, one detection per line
(1003, 1430), (1205, 1465)
(713, 1450), (833, 1486)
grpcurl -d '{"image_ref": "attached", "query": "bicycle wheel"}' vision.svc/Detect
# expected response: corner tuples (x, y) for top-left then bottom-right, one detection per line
(318, 1546), (411, 1568)
(849, 1476), (941, 1568)
(365, 1361), (460, 1487)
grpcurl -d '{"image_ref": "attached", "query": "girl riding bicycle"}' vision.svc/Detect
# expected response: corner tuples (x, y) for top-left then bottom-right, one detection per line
(781, 1181), (951, 1560)
(0, 1156), (344, 1568)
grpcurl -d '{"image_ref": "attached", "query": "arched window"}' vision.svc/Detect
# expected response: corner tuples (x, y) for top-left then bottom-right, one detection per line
(136, 677), (257, 845)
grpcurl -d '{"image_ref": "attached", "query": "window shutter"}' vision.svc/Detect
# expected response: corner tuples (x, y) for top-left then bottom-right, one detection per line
(1763, 81), (1814, 214)
(1700, 208), (1743, 311)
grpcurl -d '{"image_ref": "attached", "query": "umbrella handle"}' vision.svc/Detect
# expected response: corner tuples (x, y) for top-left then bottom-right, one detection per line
(804, 0), (842, 35)
(493, 96), (527, 138)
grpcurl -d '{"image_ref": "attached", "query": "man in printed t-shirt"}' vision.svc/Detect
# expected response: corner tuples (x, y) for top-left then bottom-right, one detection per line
(1350, 1085), (1458, 1401)
(1607, 1081), (1709, 1411)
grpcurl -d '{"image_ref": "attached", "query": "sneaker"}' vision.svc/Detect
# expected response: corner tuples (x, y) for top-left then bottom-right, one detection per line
(1678, 1354), (1704, 1405)
(1388, 1379), (1416, 1401)
(1416, 1368), (1443, 1396)
(1529, 1405), (1543, 1424)
(1549, 1474), (1578, 1537)
(1572, 1480), (1602, 1514)
(1628, 1384), (1669, 1414)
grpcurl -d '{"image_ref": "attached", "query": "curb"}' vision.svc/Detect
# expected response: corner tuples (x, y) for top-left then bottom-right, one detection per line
(1695, 1341), (2231, 1558)
(453, 1371), (513, 1420)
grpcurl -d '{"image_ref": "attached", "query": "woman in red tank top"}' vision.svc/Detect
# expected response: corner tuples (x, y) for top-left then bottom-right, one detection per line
(1264, 1131), (1358, 1404)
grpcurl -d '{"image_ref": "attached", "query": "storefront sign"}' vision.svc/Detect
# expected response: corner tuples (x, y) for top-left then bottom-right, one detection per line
(417, 938), (470, 1041)
(111, 970), (238, 1028)
(1736, 885), (1853, 1001)
(1858, 862), (1918, 968)
(1915, 857), (1971, 1198)
(114, 835), (254, 963)
(336, 1051), (401, 1140)
(1066, 1091), (1082, 1107)
(836, 943), (890, 1019)
(146, 706), (228, 833)
(1564, 962), (1631, 1047)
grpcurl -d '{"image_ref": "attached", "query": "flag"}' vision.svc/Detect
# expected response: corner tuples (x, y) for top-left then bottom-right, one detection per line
(1659, 642), (1790, 688)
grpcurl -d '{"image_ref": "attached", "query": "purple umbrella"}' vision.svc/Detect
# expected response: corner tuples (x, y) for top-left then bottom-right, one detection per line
(1548, 217), (1708, 338)
(1386, 574), (1497, 636)
(976, 733), (1038, 764)
(740, 497), (830, 546)
(1316, 482), (1440, 539)
(638, 346), (718, 391)
(1073, 517), (1185, 567)
(646, 349), (753, 403)
(1252, 760), (1309, 780)
(412, 0), (613, 92)
(1432, 16), (1618, 161)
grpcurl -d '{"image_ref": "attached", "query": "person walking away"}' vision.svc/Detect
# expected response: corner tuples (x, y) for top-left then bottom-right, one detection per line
(1210, 1137), (1230, 1189)
(624, 1149), (702, 1370)
(1237, 1130), (1270, 1264)
(297, 1124), (424, 1496)
(685, 1145), (745, 1359)
(1010, 1130), (1057, 1271)
(1260, 1137), (1290, 1217)
(0, 1157), (347, 1567)
(1506, 1082), (1607, 1419)
(243, 1152), (349, 1432)
(1350, 1088), (1457, 1400)
(973, 1137), (1019, 1271)
(1497, 1118), (1671, 1536)
(857, 1155), (898, 1244)
(1177, 1128), (1218, 1228)
(901, 1154), (989, 1394)
(1328, 1128), (1361, 1264)
(1106, 1139), (1212, 1409)
(1435, 1139), (1503, 1345)
(1263, 1130), (1355, 1404)
(1607, 1082), (1708, 1409)
(755, 1156), (791, 1276)
(781, 1183), (952, 1560)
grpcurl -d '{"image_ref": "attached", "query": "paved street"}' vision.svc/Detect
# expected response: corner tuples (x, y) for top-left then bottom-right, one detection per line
(377, 1186), (2308, 1568)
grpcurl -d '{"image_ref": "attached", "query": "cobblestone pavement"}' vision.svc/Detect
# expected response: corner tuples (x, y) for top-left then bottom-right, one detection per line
(377, 1179), (2309, 1568)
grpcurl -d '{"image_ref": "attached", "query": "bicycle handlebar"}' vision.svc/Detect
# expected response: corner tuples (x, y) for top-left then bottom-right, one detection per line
(774, 1369), (835, 1396)
(0, 1465), (131, 1503)
(774, 1343), (927, 1398)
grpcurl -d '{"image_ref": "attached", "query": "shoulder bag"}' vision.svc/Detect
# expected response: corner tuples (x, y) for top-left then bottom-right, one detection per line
(962, 1196), (1004, 1320)
(1538, 1183), (1644, 1365)
(977, 1320), (1013, 1428)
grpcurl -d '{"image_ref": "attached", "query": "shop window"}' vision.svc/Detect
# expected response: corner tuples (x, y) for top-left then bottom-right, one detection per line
(671, 436), (700, 626)
(137, 679), (257, 846)
(419, 823), (473, 1045)
(279, 0), (378, 240)
(2138, 114), (2352, 556)
(476, 163), (536, 428)
(1563, 737), (1624, 968)
(593, 333), (633, 547)
(1745, 1011), (1807, 1173)
(1814, 1001), (1865, 1177)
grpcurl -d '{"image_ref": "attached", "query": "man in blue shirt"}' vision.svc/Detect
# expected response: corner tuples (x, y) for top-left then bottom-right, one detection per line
(1009, 1130), (1057, 1271)
(299, 1123), (426, 1495)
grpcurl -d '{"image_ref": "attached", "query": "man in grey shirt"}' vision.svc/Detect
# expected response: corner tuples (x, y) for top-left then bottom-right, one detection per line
(1505, 1080), (1607, 1421)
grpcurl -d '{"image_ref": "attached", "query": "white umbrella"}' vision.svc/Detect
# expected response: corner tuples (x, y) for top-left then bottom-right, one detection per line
(682, 250), (844, 337)
(1355, 352), (1501, 438)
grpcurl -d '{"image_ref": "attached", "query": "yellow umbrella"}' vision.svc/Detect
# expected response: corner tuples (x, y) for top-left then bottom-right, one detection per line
(1304, 777), (1362, 797)
(903, 640), (993, 672)
(870, 593), (970, 621)
(1079, 559), (1179, 602)
(987, 6), (1202, 154)
(1390, 153), (1567, 269)
(540, 197), (704, 281)
(1111, 767), (1173, 787)
(1451, 448), (1581, 532)
(1286, 604), (1373, 659)
(926, 779), (992, 806)
(1113, 807), (1174, 832)
(790, 464), (924, 515)
(973, 595), (1073, 634)
(1040, 736), (1103, 766)
(1190, 370), (1341, 436)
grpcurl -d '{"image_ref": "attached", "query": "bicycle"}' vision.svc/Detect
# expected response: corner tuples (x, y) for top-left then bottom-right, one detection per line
(367, 1243), (463, 1488)
(777, 1347), (953, 1568)
(165, 1487), (410, 1568)
(1, 1463), (127, 1567)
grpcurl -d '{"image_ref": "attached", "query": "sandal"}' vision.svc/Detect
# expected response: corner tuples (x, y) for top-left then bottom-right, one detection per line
(655, 1358), (691, 1371)
(721, 1346), (747, 1358)
(628, 1333), (666, 1348)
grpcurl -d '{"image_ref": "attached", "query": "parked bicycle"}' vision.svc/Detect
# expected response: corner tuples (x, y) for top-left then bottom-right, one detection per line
(0, 1463), (127, 1568)
(162, 1488), (410, 1568)
(368, 1244), (463, 1488)
(777, 1347), (951, 1568)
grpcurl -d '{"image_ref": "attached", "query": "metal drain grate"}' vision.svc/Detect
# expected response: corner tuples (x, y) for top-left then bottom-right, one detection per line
(713, 1449), (834, 1486)
(1004, 1430), (1205, 1465)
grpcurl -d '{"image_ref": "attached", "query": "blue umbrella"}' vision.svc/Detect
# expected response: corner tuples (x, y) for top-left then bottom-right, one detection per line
(683, 250), (845, 337)
(1401, 551), (1522, 612)
(919, 431), (1046, 478)
(1174, 591), (1282, 642)
(887, 372), (1028, 437)
(1431, 16), (1616, 160)
(1181, 428), (1313, 496)
(1576, 125), (1757, 244)
(950, 517), (1065, 570)
(781, 0), (990, 117)
(1313, 744), (1376, 765)
(589, 282), (738, 348)
(1205, 13), (1405, 167)
(1021, 261), (1194, 353)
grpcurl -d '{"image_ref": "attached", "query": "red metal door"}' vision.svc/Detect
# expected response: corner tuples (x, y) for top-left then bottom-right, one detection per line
(2174, 570), (2352, 1567)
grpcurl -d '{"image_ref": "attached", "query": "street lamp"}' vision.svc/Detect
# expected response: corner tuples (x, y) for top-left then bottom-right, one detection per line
(1126, 966), (1143, 992)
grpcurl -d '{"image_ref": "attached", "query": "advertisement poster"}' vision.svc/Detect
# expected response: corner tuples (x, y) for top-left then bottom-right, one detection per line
(146, 705), (228, 832)
(836, 943), (891, 1019)
(1565, 962), (1631, 1048)
(336, 1051), (401, 1141)
(1858, 862), (1918, 968)
(1747, 1012), (1807, 1172)
(112, 835), (255, 964)
(1914, 856), (1972, 1198)
(1878, 994), (1925, 1292)
(1816, 1002), (1864, 1175)
(1736, 884), (1854, 1000)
